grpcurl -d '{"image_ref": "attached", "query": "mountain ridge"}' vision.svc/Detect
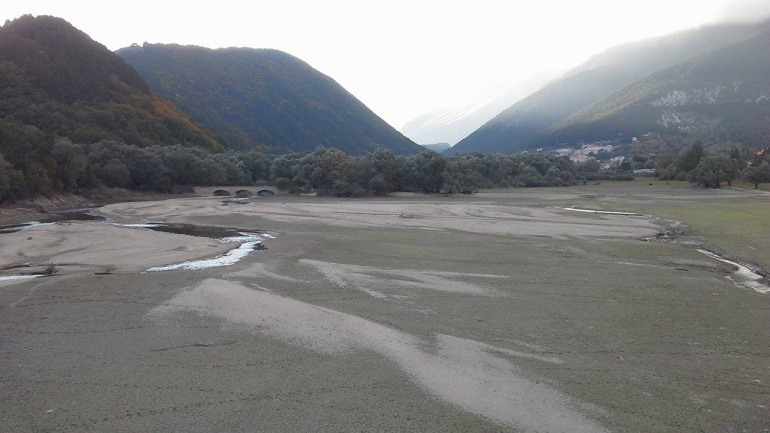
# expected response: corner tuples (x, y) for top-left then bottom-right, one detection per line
(450, 20), (769, 154)
(0, 14), (150, 103)
(117, 44), (423, 155)
(548, 27), (770, 147)
(0, 15), (223, 151)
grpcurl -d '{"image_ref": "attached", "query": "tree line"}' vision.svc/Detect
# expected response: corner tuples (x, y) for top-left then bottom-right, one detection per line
(5, 138), (766, 203)
(0, 140), (579, 202)
(655, 141), (770, 188)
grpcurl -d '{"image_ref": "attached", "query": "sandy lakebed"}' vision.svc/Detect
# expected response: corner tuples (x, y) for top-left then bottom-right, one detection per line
(1, 183), (768, 432)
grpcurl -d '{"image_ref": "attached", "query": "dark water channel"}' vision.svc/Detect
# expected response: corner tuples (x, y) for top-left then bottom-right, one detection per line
(0, 209), (245, 241)
(141, 223), (247, 240)
(0, 209), (104, 234)
(1, 209), (270, 275)
(48, 208), (105, 222)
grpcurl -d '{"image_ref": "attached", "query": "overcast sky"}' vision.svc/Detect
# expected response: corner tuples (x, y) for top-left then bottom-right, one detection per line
(3, 0), (770, 129)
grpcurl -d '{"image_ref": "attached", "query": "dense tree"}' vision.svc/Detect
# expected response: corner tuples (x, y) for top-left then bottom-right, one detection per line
(365, 149), (400, 194)
(743, 161), (770, 188)
(514, 163), (544, 187)
(300, 147), (355, 191)
(98, 159), (131, 188)
(689, 155), (739, 188)
(269, 152), (305, 182)
(678, 141), (705, 173)
(238, 150), (270, 183)
(0, 153), (24, 201)
(575, 158), (602, 173)
(49, 139), (89, 192)
(657, 142), (706, 180)
(408, 152), (446, 193)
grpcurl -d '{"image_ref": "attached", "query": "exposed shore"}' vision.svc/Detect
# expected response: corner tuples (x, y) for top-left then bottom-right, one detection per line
(2, 184), (768, 432)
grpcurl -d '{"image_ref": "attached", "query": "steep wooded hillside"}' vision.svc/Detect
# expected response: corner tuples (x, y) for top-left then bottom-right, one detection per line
(118, 44), (423, 155)
(0, 15), (223, 151)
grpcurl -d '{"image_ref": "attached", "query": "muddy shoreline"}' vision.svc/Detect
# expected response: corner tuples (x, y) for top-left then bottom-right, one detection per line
(2, 184), (768, 432)
(0, 190), (199, 226)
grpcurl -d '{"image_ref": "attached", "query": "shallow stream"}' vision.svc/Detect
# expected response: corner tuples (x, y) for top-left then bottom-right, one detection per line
(1, 210), (273, 276)
(146, 232), (273, 272)
(697, 249), (769, 294)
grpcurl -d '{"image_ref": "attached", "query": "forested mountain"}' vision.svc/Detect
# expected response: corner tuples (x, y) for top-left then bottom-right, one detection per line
(117, 44), (423, 155)
(0, 15), (227, 200)
(548, 29), (770, 147)
(0, 15), (223, 151)
(450, 21), (769, 154)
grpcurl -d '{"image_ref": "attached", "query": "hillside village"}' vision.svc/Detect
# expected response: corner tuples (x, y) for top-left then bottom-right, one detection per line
(547, 142), (649, 172)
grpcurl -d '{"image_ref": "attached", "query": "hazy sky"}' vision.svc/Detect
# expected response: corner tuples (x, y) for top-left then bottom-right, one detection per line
(3, 0), (770, 129)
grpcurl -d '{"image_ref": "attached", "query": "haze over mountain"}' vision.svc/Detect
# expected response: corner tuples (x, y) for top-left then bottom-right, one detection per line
(549, 27), (770, 147)
(400, 78), (553, 147)
(419, 143), (452, 153)
(0, 15), (223, 151)
(117, 44), (423, 155)
(450, 20), (770, 154)
(402, 104), (501, 147)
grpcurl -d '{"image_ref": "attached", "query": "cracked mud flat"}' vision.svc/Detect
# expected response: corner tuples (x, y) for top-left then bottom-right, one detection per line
(2, 184), (769, 433)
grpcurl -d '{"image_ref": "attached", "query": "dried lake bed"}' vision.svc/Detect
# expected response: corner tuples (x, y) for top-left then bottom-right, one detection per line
(1, 182), (768, 432)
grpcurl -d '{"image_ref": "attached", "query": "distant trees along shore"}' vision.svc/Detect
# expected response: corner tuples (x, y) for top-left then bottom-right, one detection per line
(2, 140), (768, 203)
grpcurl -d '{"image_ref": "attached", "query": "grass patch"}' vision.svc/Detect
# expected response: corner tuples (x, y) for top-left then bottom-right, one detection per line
(551, 181), (770, 268)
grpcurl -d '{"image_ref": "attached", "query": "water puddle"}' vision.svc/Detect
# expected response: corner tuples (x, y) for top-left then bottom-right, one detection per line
(562, 207), (640, 216)
(146, 224), (250, 239)
(0, 209), (104, 234)
(221, 198), (252, 205)
(47, 208), (105, 222)
(111, 222), (249, 240)
(1, 211), (273, 272)
(110, 222), (165, 228)
(0, 221), (54, 234)
(117, 222), (276, 272)
(697, 249), (769, 294)
(0, 274), (43, 282)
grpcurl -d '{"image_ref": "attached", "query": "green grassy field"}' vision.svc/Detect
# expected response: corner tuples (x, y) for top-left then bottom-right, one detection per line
(551, 181), (770, 269)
